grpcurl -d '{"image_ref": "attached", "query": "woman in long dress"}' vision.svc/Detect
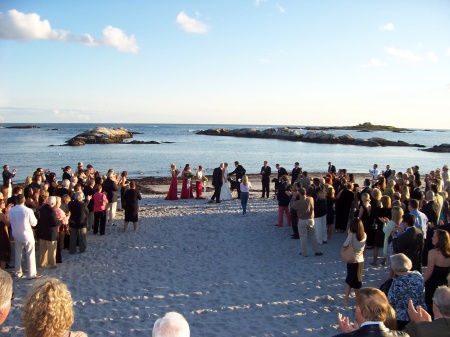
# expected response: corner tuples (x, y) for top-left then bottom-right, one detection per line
(220, 162), (233, 201)
(165, 164), (179, 200)
(195, 165), (204, 199)
(123, 181), (142, 232)
(423, 229), (450, 318)
(180, 164), (194, 199)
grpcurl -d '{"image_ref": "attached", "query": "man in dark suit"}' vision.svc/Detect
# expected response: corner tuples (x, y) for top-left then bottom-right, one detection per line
(274, 164), (288, 197)
(291, 162), (302, 185)
(384, 164), (392, 179)
(334, 287), (408, 337)
(410, 180), (423, 201)
(404, 286), (450, 337)
(327, 162), (336, 174)
(393, 213), (424, 272)
(209, 163), (223, 203)
(260, 161), (271, 198)
(228, 161), (246, 199)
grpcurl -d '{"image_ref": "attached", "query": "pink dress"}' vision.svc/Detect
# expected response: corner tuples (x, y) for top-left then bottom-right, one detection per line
(165, 171), (178, 200)
(180, 171), (194, 199)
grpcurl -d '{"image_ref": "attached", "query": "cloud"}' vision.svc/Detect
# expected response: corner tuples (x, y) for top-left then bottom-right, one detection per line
(380, 23), (395, 31)
(0, 9), (139, 53)
(361, 58), (387, 68)
(426, 51), (438, 62)
(384, 47), (422, 61)
(276, 4), (286, 13)
(446, 48), (450, 57)
(259, 58), (271, 63)
(176, 11), (208, 34)
(254, 0), (267, 7)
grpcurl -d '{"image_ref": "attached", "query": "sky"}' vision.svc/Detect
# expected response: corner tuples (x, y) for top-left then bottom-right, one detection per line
(0, 1), (449, 128)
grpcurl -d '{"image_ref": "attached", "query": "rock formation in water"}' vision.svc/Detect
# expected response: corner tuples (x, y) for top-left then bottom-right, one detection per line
(196, 127), (425, 147)
(66, 127), (133, 146)
(421, 144), (450, 153)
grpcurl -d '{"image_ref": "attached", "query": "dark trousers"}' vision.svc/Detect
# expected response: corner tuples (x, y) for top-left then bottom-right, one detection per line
(94, 211), (106, 235)
(211, 184), (222, 202)
(261, 179), (270, 198)
(236, 177), (242, 199)
(290, 209), (299, 238)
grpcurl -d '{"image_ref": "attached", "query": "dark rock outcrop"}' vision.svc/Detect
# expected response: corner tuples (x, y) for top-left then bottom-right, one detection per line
(422, 144), (450, 153)
(196, 127), (425, 148)
(304, 122), (410, 132)
(6, 125), (40, 129)
(66, 127), (133, 146)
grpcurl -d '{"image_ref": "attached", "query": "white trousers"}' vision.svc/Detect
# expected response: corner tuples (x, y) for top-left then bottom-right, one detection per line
(15, 240), (37, 279)
(106, 201), (117, 225)
(315, 215), (328, 244)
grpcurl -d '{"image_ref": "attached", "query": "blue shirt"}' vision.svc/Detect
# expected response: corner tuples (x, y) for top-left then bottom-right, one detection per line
(409, 209), (428, 239)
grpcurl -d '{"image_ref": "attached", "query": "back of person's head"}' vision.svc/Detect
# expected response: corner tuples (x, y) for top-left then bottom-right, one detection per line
(242, 175), (249, 186)
(391, 206), (404, 224)
(47, 196), (56, 207)
(130, 181), (136, 189)
(349, 218), (365, 241)
(16, 194), (25, 205)
(95, 184), (102, 192)
(433, 286), (450, 317)
(0, 269), (13, 325)
(356, 287), (389, 322)
(152, 312), (190, 337)
(21, 278), (74, 337)
(12, 186), (22, 195)
(371, 188), (381, 201)
(434, 229), (450, 258)
(409, 198), (419, 209)
(381, 195), (391, 208)
(73, 192), (83, 201)
(313, 178), (320, 186)
(390, 253), (412, 274)
(298, 188), (306, 196)
(402, 213), (416, 227)
(62, 179), (70, 188)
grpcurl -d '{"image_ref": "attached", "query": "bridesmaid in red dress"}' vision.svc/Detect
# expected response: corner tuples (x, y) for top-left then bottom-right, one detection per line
(195, 165), (204, 199)
(180, 164), (194, 199)
(165, 164), (179, 200)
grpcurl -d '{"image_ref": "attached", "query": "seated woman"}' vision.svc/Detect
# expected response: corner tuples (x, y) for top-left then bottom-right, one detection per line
(22, 278), (87, 337)
(388, 253), (426, 330)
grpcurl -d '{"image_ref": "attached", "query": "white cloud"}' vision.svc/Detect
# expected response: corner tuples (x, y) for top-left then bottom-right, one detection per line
(380, 23), (395, 31)
(276, 4), (286, 13)
(102, 26), (139, 53)
(361, 58), (387, 68)
(426, 51), (438, 62)
(176, 11), (208, 34)
(384, 47), (422, 61)
(0, 9), (139, 53)
(254, 0), (267, 7)
(446, 48), (450, 56)
(259, 58), (271, 63)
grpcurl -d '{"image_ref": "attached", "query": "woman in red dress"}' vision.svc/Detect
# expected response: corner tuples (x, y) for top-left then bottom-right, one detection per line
(165, 164), (179, 200)
(195, 165), (204, 199)
(180, 164), (194, 199)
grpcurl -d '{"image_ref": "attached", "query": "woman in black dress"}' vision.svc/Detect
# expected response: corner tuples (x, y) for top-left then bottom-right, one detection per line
(123, 181), (142, 232)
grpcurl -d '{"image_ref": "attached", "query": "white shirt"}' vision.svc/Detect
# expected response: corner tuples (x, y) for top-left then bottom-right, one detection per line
(8, 204), (37, 243)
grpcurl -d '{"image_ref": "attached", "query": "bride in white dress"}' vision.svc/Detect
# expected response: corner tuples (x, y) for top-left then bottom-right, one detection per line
(220, 162), (233, 201)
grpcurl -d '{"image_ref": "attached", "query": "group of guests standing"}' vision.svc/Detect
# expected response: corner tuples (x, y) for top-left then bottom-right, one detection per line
(0, 162), (142, 281)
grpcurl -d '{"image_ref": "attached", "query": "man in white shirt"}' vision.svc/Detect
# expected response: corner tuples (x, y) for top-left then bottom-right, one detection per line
(8, 194), (42, 280)
(369, 164), (379, 182)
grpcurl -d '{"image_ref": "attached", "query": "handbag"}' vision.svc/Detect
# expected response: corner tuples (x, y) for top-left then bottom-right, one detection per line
(341, 244), (356, 263)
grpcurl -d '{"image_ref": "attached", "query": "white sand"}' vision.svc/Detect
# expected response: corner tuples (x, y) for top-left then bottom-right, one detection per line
(2, 186), (388, 337)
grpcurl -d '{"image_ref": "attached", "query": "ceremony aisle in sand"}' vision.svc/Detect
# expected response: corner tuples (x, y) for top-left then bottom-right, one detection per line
(3, 192), (389, 337)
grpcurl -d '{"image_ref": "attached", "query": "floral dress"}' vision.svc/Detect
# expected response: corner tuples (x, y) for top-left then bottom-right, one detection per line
(388, 271), (426, 321)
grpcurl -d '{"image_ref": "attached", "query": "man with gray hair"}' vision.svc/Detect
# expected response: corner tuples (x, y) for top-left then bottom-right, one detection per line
(0, 269), (13, 325)
(404, 286), (450, 337)
(102, 172), (119, 226)
(37, 194), (59, 269)
(68, 192), (89, 254)
(152, 312), (190, 337)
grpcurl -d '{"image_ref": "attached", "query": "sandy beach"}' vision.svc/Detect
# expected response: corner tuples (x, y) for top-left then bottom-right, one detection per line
(2, 173), (392, 336)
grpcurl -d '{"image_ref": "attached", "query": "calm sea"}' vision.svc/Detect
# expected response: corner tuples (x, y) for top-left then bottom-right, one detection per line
(0, 123), (449, 183)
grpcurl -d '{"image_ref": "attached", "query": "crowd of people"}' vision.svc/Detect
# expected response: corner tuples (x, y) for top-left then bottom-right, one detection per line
(0, 162), (143, 280)
(1, 160), (450, 335)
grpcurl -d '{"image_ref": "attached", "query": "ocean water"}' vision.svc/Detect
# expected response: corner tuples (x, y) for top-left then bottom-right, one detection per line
(0, 123), (449, 183)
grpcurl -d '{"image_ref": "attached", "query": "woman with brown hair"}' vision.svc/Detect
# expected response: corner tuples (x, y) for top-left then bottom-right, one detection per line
(371, 195), (392, 266)
(22, 278), (87, 337)
(423, 229), (450, 318)
(342, 218), (366, 306)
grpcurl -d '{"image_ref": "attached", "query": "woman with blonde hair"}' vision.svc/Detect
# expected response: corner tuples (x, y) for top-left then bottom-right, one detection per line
(381, 206), (404, 279)
(240, 175), (252, 215)
(22, 278), (87, 337)
(165, 164), (179, 201)
(358, 193), (372, 248)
